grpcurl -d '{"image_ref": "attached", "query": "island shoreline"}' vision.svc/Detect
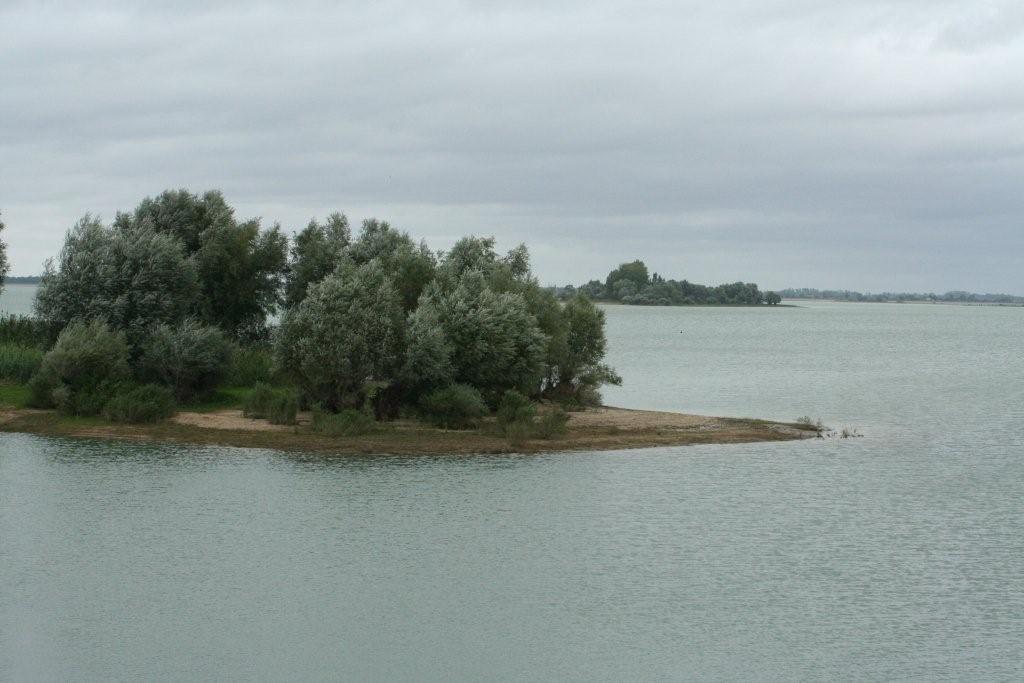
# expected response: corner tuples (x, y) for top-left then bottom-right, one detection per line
(0, 406), (819, 455)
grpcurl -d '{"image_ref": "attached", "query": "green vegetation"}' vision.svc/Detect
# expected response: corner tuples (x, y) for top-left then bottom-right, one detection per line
(7, 189), (621, 439)
(311, 407), (379, 436)
(103, 384), (176, 423)
(242, 383), (298, 425)
(28, 320), (132, 415)
(535, 406), (570, 439)
(778, 287), (1024, 305)
(0, 343), (43, 383)
(138, 320), (232, 401)
(227, 346), (274, 387)
(0, 315), (44, 347)
(419, 384), (488, 429)
(562, 259), (781, 306)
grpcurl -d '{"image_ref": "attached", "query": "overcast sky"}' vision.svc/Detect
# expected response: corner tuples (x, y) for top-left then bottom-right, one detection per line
(1, 0), (1022, 292)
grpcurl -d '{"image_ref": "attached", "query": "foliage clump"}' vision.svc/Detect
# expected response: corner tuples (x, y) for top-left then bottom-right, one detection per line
(242, 382), (298, 425)
(312, 407), (379, 436)
(28, 320), (131, 415)
(139, 320), (232, 401)
(103, 384), (176, 423)
(275, 261), (405, 410)
(0, 343), (43, 383)
(419, 384), (488, 430)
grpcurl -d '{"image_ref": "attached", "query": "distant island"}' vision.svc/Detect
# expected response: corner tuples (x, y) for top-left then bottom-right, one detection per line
(556, 260), (782, 306)
(780, 288), (1024, 305)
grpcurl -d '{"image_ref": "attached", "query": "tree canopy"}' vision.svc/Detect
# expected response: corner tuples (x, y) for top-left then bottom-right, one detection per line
(26, 188), (621, 422)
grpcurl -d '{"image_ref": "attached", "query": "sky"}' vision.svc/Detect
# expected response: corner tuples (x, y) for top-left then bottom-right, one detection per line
(1, 0), (1022, 293)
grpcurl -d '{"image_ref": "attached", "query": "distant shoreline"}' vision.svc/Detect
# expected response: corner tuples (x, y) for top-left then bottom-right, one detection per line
(783, 297), (1024, 308)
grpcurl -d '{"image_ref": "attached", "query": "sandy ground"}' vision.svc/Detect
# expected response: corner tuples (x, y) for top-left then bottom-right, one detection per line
(0, 405), (816, 454)
(172, 409), (308, 432)
(168, 406), (717, 435)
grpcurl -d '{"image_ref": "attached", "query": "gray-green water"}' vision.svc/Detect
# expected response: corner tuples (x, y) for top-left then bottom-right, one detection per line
(2, 297), (1022, 681)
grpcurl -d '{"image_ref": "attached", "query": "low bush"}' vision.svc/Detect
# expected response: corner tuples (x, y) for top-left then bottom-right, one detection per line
(312, 407), (379, 436)
(243, 382), (297, 425)
(0, 343), (43, 383)
(228, 345), (274, 387)
(497, 390), (537, 446)
(267, 391), (298, 425)
(138, 320), (232, 401)
(535, 406), (570, 439)
(496, 390), (536, 431)
(27, 320), (131, 415)
(419, 384), (488, 429)
(103, 384), (176, 423)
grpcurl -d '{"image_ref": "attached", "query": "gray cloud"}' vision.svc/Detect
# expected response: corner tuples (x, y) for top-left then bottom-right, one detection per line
(1, 0), (1022, 292)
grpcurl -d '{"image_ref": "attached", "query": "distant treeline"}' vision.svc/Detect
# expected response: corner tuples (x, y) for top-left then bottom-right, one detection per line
(779, 288), (1024, 304)
(6, 276), (41, 284)
(557, 260), (781, 306)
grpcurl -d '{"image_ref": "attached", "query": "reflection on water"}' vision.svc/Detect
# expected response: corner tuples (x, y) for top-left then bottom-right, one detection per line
(1, 301), (1023, 681)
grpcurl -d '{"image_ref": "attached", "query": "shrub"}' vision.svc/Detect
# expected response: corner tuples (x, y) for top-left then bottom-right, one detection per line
(28, 320), (131, 414)
(242, 382), (297, 425)
(496, 390), (536, 430)
(228, 345), (273, 386)
(496, 390), (537, 446)
(312, 407), (379, 436)
(419, 384), (488, 429)
(267, 391), (298, 425)
(0, 343), (43, 383)
(495, 390), (538, 447)
(103, 384), (176, 423)
(138, 320), (232, 401)
(535, 406), (570, 439)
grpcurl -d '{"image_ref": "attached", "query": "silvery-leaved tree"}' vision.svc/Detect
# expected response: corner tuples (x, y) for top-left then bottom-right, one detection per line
(35, 215), (200, 351)
(275, 260), (405, 410)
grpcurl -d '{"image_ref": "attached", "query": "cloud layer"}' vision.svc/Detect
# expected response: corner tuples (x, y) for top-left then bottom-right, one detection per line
(2, 0), (1022, 291)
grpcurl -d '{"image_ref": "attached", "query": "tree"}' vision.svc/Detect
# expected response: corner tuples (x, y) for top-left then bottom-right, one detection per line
(35, 216), (200, 351)
(138, 320), (232, 400)
(0, 211), (9, 296)
(764, 291), (782, 305)
(122, 189), (288, 338)
(126, 189), (233, 253)
(285, 213), (350, 308)
(407, 272), (547, 404)
(275, 261), (405, 409)
(605, 260), (649, 298)
(350, 219), (436, 311)
(193, 218), (288, 339)
(544, 295), (621, 402)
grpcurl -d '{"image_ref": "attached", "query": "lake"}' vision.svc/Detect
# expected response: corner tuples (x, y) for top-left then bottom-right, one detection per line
(2, 291), (1022, 681)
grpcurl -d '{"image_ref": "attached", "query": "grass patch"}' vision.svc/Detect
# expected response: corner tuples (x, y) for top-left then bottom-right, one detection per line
(0, 344), (43, 383)
(0, 382), (31, 408)
(312, 408), (380, 436)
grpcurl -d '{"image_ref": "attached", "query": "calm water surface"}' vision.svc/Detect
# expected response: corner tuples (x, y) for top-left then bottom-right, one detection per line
(2, 295), (1022, 681)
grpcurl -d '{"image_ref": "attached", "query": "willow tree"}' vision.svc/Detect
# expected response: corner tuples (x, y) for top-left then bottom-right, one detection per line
(35, 215), (200, 350)
(275, 260), (405, 410)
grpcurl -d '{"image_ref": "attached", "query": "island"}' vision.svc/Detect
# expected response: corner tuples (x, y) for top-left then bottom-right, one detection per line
(0, 191), (816, 454)
(556, 260), (783, 306)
